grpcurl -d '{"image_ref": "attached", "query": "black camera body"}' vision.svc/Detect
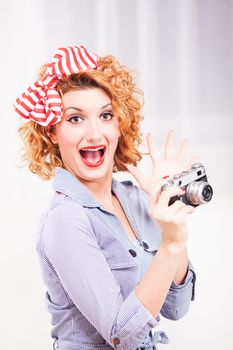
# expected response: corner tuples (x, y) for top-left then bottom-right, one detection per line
(161, 163), (213, 206)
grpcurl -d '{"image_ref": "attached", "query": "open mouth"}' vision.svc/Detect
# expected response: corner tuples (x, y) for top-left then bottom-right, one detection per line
(79, 145), (106, 167)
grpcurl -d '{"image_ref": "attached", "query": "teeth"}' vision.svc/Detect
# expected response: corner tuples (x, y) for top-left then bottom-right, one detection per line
(81, 147), (105, 151)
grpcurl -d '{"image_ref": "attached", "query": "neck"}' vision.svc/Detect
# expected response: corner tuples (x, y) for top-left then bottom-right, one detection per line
(82, 174), (114, 209)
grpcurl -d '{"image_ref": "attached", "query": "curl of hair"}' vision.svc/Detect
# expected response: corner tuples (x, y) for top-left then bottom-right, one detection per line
(18, 55), (144, 180)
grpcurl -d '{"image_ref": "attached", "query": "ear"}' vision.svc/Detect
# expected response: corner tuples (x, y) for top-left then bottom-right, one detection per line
(45, 126), (58, 144)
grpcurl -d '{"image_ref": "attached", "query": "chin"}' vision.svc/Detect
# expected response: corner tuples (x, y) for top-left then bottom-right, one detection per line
(74, 164), (112, 182)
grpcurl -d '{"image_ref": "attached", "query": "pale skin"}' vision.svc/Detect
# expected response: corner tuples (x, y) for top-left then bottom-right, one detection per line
(126, 131), (196, 317)
(50, 88), (195, 319)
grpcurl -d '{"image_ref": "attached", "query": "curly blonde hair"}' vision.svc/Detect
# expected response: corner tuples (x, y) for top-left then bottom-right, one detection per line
(18, 55), (144, 180)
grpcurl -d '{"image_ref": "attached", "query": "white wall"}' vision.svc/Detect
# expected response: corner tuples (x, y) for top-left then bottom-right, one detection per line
(1, 0), (232, 349)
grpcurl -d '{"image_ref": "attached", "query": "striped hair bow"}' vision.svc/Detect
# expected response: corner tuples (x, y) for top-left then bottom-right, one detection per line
(14, 45), (98, 127)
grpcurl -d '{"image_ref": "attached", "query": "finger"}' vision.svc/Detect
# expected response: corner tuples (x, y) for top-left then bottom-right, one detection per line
(161, 201), (189, 223)
(125, 164), (146, 187)
(164, 130), (174, 159)
(167, 198), (186, 214)
(149, 178), (171, 203)
(146, 133), (158, 166)
(176, 139), (189, 162)
(157, 186), (185, 207)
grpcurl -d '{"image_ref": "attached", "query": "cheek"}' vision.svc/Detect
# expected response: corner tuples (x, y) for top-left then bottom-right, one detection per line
(108, 129), (121, 146)
(111, 127), (120, 138)
(57, 129), (78, 151)
(111, 120), (121, 139)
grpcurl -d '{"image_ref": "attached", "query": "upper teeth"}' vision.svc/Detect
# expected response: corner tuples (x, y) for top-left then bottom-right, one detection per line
(81, 147), (105, 151)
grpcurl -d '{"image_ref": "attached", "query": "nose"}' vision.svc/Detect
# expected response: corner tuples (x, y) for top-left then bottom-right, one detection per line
(85, 118), (102, 143)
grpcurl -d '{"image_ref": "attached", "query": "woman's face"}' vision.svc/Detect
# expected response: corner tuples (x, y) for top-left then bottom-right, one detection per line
(50, 87), (120, 184)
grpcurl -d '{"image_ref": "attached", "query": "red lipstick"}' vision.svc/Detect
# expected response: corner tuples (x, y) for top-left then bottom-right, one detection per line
(79, 145), (106, 168)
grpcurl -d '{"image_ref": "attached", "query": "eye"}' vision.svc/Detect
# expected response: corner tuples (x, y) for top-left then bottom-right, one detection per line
(100, 112), (114, 121)
(67, 115), (84, 124)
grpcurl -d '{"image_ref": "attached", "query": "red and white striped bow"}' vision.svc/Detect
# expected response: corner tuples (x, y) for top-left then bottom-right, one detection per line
(14, 45), (98, 127)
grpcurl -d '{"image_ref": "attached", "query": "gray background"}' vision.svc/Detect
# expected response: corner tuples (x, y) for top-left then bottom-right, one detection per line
(1, 0), (232, 349)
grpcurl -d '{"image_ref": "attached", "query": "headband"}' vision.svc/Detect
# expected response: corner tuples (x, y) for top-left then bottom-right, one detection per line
(14, 45), (98, 127)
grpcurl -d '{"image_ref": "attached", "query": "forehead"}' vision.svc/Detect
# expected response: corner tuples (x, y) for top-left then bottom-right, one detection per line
(62, 88), (111, 110)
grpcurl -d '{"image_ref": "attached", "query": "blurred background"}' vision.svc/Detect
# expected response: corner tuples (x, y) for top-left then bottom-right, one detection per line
(1, 0), (232, 349)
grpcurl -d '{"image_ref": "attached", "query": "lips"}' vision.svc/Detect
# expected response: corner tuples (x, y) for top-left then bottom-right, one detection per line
(79, 145), (106, 167)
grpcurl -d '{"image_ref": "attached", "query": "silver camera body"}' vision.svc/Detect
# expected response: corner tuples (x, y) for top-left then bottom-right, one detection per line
(161, 163), (213, 206)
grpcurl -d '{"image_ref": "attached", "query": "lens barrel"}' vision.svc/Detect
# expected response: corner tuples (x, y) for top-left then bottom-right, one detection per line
(186, 181), (213, 205)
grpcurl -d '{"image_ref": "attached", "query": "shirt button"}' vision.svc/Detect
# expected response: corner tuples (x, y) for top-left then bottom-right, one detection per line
(112, 337), (120, 345)
(129, 249), (137, 257)
(142, 241), (149, 249)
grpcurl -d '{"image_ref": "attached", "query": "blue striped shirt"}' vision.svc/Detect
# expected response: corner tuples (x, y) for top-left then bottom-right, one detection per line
(36, 167), (196, 350)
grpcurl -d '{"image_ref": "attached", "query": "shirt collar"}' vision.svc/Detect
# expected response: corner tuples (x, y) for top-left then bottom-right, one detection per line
(53, 167), (131, 208)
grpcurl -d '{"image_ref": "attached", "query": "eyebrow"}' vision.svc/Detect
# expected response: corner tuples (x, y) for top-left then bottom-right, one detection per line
(63, 103), (112, 113)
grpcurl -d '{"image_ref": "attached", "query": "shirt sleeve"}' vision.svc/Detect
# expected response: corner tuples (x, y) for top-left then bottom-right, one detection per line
(160, 260), (196, 320)
(43, 200), (158, 350)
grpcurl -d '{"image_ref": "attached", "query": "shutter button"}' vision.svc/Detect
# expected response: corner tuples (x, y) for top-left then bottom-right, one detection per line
(142, 241), (149, 249)
(129, 249), (137, 257)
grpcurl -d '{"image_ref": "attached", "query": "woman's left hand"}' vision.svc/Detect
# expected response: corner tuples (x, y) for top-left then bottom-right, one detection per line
(126, 130), (197, 195)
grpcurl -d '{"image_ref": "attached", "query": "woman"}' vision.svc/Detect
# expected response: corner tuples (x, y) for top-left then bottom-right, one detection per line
(15, 45), (196, 350)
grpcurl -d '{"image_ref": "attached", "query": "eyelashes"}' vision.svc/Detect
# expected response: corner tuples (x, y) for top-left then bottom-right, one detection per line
(67, 115), (83, 123)
(66, 111), (114, 124)
(100, 112), (114, 120)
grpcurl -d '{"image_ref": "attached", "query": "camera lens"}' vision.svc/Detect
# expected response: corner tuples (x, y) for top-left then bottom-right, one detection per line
(202, 185), (213, 202)
(186, 181), (213, 205)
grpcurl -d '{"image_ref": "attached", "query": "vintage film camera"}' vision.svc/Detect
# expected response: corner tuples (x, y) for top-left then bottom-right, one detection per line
(161, 163), (213, 206)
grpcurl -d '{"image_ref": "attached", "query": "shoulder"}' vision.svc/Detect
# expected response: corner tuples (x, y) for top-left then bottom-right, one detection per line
(120, 180), (149, 208)
(38, 193), (94, 247)
(120, 180), (134, 188)
(48, 193), (90, 224)
(112, 177), (150, 216)
(116, 178), (148, 199)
